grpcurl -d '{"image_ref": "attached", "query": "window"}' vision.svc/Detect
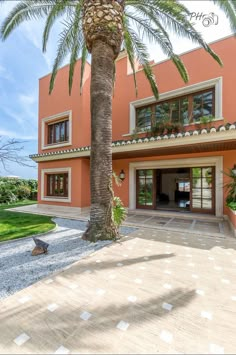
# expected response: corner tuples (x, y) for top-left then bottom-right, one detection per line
(47, 173), (68, 197)
(136, 107), (152, 130)
(178, 181), (190, 192)
(192, 90), (213, 122)
(48, 119), (69, 144)
(136, 88), (215, 129)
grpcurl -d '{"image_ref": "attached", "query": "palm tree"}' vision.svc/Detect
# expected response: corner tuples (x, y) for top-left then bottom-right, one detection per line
(1, 0), (235, 242)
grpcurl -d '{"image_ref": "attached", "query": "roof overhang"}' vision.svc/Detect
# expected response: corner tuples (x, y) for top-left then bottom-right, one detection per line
(30, 126), (236, 163)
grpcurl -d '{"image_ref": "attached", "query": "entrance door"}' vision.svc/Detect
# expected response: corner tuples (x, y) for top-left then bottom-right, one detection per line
(136, 169), (156, 209)
(190, 167), (215, 214)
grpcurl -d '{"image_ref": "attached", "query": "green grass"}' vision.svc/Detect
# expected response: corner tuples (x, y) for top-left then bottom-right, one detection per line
(0, 200), (55, 242)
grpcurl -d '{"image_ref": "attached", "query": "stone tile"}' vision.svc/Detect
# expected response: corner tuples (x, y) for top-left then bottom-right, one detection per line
(13, 333), (30, 346)
(80, 311), (92, 321)
(96, 289), (106, 296)
(209, 343), (224, 354)
(47, 303), (59, 312)
(134, 278), (142, 284)
(127, 296), (137, 303)
(162, 303), (173, 311)
(221, 279), (230, 284)
(68, 283), (78, 290)
(160, 330), (173, 344)
(116, 321), (130, 331)
(45, 279), (54, 284)
(54, 345), (70, 354)
(196, 289), (205, 296)
(192, 274), (199, 279)
(18, 295), (31, 304)
(201, 311), (212, 320)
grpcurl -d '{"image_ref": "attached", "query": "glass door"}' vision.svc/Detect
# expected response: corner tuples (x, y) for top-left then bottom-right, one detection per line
(136, 169), (155, 209)
(190, 167), (215, 214)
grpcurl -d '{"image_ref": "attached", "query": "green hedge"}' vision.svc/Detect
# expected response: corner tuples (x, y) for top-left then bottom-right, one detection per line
(0, 177), (38, 204)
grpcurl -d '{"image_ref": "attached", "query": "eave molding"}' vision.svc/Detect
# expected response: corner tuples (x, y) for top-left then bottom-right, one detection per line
(31, 127), (236, 162)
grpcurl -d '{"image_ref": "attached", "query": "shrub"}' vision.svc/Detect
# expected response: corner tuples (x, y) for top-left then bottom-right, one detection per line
(0, 185), (17, 204)
(223, 169), (236, 204)
(0, 177), (38, 203)
(16, 185), (31, 200)
(227, 201), (236, 211)
(113, 196), (127, 227)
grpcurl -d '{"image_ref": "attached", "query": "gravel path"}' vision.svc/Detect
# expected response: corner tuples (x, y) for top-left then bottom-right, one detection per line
(0, 218), (137, 300)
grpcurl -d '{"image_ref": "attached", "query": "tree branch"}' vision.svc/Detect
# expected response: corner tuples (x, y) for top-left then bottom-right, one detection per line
(0, 137), (35, 173)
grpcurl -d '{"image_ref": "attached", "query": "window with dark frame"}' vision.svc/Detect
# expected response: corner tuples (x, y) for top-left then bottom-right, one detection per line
(47, 119), (69, 145)
(136, 88), (215, 130)
(47, 173), (68, 197)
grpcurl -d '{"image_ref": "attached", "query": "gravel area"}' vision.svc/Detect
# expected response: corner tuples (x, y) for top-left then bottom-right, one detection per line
(0, 218), (137, 300)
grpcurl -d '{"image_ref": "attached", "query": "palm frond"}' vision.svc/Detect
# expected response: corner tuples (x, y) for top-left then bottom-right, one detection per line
(213, 0), (236, 34)
(42, 0), (71, 52)
(122, 16), (138, 96)
(124, 23), (159, 98)
(49, 18), (76, 93)
(1, 1), (54, 40)
(126, 10), (189, 83)
(68, 5), (83, 94)
(127, 0), (223, 67)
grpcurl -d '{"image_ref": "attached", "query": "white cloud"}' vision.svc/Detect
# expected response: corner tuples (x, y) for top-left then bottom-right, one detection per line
(19, 93), (37, 106)
(0, 128), (37, 140)
(146, 0), (233, 63)
(0, 64), (13, 81)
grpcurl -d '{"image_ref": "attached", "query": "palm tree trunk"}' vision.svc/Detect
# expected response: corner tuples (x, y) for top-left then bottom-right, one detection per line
(83, 39), (118, 242)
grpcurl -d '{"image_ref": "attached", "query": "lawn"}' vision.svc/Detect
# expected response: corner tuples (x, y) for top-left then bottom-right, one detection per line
(0, 200), (55, 242)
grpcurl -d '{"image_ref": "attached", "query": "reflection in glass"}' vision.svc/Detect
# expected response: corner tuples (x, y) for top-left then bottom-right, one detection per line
(202, 188), (212, 199)
(192, 199), (201, 208)
(192, 90), (213, 122)
(202, 199), (212, 209)
(192, 188), (201, 198)
(137, 107), (152, 129)
(137, 170), (153, 206)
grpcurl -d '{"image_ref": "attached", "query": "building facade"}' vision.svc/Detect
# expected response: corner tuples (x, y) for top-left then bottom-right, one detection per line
(31, 35), (236, 231)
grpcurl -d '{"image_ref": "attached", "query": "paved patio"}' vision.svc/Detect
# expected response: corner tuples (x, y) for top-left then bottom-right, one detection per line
(8, 204), (233, 238)
(0, 227), (236, 354)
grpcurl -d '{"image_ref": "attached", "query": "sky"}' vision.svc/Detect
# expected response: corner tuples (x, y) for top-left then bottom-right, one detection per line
(0, 0), (233, 179)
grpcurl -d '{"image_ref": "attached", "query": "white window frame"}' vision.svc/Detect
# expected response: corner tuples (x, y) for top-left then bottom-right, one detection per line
(41, 110), (72, 150)
(128, 77), (223, 135)
(129, 156), (223, 217)
(41, 167), (72, 203)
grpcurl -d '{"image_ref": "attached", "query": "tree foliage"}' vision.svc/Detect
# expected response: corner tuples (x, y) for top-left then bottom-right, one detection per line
(1, 0), (235, 99)
(0, 176), (38, 204)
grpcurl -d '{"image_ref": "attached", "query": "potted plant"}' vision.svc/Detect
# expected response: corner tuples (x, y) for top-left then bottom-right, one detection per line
(199, 115), (214, 129)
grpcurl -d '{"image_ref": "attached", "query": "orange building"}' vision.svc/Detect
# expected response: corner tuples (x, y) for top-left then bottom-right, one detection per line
(31, 35), (236, 232)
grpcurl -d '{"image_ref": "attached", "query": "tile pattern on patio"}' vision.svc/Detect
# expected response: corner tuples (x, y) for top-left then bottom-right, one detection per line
(125, 212), (232, 238)
(7, 204), (233, 238)
(0, 228), (236, 354)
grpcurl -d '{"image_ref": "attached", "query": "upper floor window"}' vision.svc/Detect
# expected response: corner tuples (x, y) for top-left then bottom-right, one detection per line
(48, 119), (69, 145)
(136, 88), (215, 130)
(41, 110), (72, 150)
